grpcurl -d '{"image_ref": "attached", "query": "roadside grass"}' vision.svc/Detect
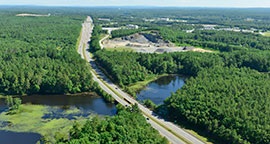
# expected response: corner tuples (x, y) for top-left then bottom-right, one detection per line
(104, 47), (135, 52)
(185, 130), (213, 144)
(0, 104), (87, 143)
(76, 28), (83, 51)
(142, 111), (192, 144)
(262, 32), (270, 37)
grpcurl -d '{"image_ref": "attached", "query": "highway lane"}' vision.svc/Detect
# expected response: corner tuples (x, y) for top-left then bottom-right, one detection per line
(78, 16), (204, 144)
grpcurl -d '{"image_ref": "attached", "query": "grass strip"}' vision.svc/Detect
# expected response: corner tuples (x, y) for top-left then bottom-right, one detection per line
(142, 111), (193, 144)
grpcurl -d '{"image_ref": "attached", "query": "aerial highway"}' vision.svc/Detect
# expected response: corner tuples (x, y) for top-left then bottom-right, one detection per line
(77, 16), (205, 144)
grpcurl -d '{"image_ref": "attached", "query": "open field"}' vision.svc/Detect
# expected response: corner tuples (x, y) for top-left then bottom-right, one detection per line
(105, 47), (135, 52)
(262, 32), (270, 37)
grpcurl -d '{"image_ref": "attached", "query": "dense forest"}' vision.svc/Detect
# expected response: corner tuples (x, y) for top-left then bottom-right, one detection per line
(95, 50), (270, 143)
(159, 27), (270, 51)
(0, 12), (109, 98)
(163, 67), (270, 144)
(56, 105), (168, 144)
(95, 50), (269, 87)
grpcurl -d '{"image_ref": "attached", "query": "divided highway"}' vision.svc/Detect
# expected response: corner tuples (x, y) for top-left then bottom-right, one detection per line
(77, 16), (205, 144)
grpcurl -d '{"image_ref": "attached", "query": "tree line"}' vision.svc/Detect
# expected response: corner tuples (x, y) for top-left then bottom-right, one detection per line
(111, 28), (148, 38)
(0, 13), (113, 103)
(95, 50), (269, 87)
(159, 27), (270, 51)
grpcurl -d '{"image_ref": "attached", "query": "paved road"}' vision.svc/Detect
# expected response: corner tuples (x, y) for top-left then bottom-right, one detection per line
(100, 27), (121, 49)
(99, 34), (109, 49)
(78, 16), (205, 144)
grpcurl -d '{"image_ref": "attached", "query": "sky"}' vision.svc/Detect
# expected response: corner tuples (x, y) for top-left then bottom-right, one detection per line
(0, 0), (270, 8)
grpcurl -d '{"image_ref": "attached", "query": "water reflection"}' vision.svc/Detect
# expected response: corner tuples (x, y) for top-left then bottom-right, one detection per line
(137, 75), (185, 105)
(0, 130), (41, 144)
(0, 94), (117, 117)
(0, 94), (116, 143)
(21, 95), (117, 116)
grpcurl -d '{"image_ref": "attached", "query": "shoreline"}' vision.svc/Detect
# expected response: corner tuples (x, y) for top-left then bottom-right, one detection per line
(126, 74), (181, 96)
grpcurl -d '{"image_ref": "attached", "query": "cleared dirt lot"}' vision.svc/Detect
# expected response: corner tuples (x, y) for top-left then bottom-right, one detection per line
(103, 31), (212, 53)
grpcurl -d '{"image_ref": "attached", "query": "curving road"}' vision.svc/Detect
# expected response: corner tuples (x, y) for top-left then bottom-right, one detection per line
(100, 27), (121, 49)
(77, 16), (205, 144)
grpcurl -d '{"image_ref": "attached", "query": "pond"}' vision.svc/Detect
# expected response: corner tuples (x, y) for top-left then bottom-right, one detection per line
(21, 94), (117, 117)
(137, 75), (185, 105)
(0, 130), (41, 144)
(0, 94), (117, 117)
(0, 94), (116, 143)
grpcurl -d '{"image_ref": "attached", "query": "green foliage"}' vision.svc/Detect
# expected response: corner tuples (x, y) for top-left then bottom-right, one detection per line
(164, 67), (270, 144)
(89, 25), (104, 52)
(95, 50), (150, 86)
(95, 49), (269, 144)
(92, 82), (115, 103)
(95, 50), (223, 86)
(159, 27), (270, 51)
(57, 108), (168, 144)
(5, 96), (21, 112)
(220, 50), (270, 72)
(143, 99), (157, 110)
(0, 13), (95, 95)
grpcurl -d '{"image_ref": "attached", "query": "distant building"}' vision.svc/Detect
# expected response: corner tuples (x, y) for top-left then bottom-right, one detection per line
(202, 24), (217, 30)
(126, 24), (139, 29)
(159, 18), (170, 21)
(186, 29), (194, 33)
(98, 18), (111, 22)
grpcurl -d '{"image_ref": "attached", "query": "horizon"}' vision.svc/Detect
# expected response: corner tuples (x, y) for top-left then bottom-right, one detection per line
(0, 0), (270, 8)
(1, 5), (270, 9)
